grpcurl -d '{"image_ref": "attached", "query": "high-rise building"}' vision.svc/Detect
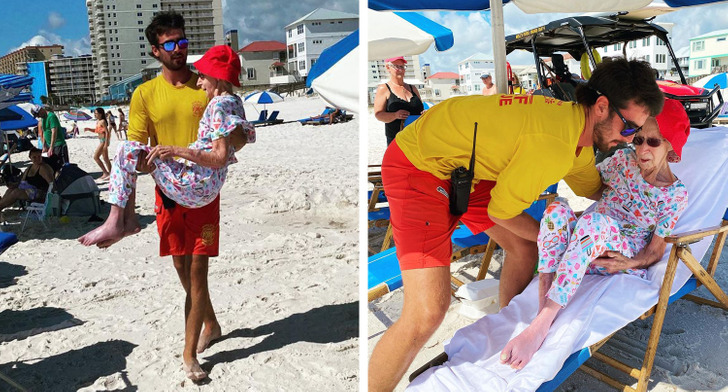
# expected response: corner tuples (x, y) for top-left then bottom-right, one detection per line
(87, 0), (223, 101)
(285, 8), (358, 78)
(0, 45), (63, 75)
(225, 29), (239, 52)
(48, 54), (96, 105)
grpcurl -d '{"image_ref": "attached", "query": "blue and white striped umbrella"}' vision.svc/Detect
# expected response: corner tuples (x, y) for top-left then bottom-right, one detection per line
(244, 91), (284, 105)
(307, 30), (359, 114)
(368, 10), (454, 60)
(244, 91), (284, 111)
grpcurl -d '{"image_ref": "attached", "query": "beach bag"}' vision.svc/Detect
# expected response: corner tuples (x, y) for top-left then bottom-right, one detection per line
(50, 164), (101, 217)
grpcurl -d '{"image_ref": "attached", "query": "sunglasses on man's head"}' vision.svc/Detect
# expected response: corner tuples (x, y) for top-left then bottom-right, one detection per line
(158, 38), (189, 52)
(632, 135), (663, 147)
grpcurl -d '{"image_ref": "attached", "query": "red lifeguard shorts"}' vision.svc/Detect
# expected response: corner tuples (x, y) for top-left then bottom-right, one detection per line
(155, 186), (220, 257)
(381, 141), (496, 270)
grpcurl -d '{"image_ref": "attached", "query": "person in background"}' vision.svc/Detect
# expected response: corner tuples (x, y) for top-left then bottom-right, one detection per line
(482, 72), (497, 96)
(107, 110), (121, 140)
(374, 56), (424, 145)
(0, 147), (54, 213)
(30, 105), (69, 164)
(117, 108), (128, 139)
(85, 108), (112, 181)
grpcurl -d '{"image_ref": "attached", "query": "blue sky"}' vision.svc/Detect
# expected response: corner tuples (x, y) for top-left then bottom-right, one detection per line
(418, 2), (728, 73)
(0, 0), (358, 56)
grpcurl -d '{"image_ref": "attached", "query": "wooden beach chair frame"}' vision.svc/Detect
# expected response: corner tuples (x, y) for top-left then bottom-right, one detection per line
(409, 215), (728, 391)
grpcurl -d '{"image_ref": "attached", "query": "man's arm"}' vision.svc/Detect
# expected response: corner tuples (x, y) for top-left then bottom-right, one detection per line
(127, 88), (150, 144)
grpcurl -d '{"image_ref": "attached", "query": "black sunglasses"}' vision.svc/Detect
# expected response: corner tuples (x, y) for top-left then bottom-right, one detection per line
(593, 88), (643, 137)
(632, 135), (663, 147)
(158, 38), (189, 52)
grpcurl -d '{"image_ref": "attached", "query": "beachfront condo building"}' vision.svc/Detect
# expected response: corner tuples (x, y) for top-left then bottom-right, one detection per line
(285, 8), (358, 80)
(366, 55), (424, 104)
(596, 22), (675, 79)
(47, 54), (97, 106)
(86, 0), (224, 101)
(0, 45), (64, 76)
(421, 72), (463, 102)
(688, 29), (728, 77)
(458, 53), (495, 95)
(238, 41), (288, 88)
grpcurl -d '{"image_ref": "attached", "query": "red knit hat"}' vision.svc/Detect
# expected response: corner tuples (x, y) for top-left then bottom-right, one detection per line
(655, 98), (690, 162)
(194, 45), (241, 87)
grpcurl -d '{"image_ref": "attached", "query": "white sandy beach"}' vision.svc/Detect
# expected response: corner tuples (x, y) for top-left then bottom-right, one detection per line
(367, 108), (728, 392)
(0, 95), (359, 391)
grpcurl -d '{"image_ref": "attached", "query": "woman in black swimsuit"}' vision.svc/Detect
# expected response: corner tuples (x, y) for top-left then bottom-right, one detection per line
(374, 56), (424, 145)
(0, 147), (54, 212)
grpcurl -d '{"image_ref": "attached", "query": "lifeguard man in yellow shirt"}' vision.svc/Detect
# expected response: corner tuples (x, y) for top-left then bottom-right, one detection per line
(125, 11), (216, 382)
(369, 58), (666, 391)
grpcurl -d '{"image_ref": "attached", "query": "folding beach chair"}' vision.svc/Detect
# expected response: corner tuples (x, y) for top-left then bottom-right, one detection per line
(368, 187), (558, 302)
(407, 127), (728, 392)
(250, 110), (268, 125)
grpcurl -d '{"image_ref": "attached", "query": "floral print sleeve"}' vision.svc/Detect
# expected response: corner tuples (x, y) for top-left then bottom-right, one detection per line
(208, 96), (246, 141)
(596, 148), (628, 188)
(654, 183), (688, 238)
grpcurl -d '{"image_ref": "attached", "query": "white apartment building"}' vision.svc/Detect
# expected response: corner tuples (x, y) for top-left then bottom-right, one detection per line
(688, 29), (728, 77)
(421, 72), (462, 102)
(285, 8), (358, 79)
(595, 23), (674, 78)
(86, 0), (223, 101)
(458, 53), (494, 95)
(48, 54), (96, 105)
(673, 46), (689, 77)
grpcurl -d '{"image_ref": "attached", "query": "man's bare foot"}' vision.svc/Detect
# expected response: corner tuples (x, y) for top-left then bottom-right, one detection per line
(500, 323), (550, 370)
(79, 219), (124, 247)
(99, 174), (110, 181)
(183, 358), (207, 381)
(124, 214), (141, 236)
(197, 324), (222, 353)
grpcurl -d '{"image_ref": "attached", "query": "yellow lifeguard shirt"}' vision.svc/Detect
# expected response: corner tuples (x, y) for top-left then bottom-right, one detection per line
(396, 94), (601, 220)
(128, 73), (208, 147)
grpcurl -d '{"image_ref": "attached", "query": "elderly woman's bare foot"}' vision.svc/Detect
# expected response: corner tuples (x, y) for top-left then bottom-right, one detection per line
(197, 324), (222, 353)
(183, 358), (207, 381)
(79, 219), (124, 247)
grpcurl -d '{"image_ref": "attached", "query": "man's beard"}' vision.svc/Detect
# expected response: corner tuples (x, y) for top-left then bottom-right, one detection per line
(160, 53), (187, 71)
(592, 116), (613, 153)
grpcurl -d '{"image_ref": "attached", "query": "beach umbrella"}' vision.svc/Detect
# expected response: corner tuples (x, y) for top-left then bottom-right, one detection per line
(368, 10), (454, 60)
(369, 0), (728, 94)
(63, 109), (93, 121)
(423, 101), (435, 110)
(698, 72), (728, 89)
(244, 91), (283, 111)
(307, 30), (359, 114)
(0, 105), (36, 131)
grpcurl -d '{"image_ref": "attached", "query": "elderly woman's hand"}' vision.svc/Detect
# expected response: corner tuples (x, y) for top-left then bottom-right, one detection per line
(146, 145), (177, 164)
(591, 251), (638, 274)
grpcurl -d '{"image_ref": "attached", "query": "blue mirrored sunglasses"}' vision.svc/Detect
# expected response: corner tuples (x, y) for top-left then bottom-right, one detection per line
(610, 104), (642, 137)
(158, 38), (189, 52)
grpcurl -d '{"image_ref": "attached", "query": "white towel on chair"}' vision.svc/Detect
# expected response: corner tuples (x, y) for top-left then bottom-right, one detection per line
(407, 126), (728, 392)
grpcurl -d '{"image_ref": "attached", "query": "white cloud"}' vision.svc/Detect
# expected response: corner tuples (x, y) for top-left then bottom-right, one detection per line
(419, 3), (728, 73)
(9, 30), (91, 56)
(48, 12), (66, 29)
(221, 0), (357, 48)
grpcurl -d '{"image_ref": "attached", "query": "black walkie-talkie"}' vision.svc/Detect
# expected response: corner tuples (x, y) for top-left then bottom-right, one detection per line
(449, 122), (478, 215)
